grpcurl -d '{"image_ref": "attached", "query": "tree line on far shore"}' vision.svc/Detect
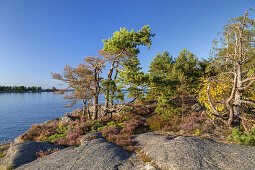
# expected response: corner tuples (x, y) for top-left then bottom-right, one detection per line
(0, 85), (57, 93)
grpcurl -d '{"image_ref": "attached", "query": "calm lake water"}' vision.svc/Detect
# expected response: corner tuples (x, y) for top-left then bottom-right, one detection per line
(0, 91), (129, 144)
(0, 92), (83, 144)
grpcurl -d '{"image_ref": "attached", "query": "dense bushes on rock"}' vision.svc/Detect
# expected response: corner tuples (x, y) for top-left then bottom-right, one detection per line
(228, 128), (255, 146)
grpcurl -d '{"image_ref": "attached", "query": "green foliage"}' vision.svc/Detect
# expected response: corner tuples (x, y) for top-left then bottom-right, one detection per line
(0, 153), (6, 158)
(101, 26), (154, 106)
(146, 49), (213, 116)
(89, 120), (105, 132)
(97, 119), (126, 132)
(228, 128), (255, 146)
(148, 51), (173, 77)
(102, 25), (154, 55)
(42, 124), (68, 143)
(118, 57), (148, 99)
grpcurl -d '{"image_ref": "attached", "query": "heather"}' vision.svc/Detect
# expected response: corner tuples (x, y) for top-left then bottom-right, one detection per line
(18, 110), (146, 148)
(19, 115), (106, 146)
(36, 148), (62, 158)
(18, 100), (228, 151)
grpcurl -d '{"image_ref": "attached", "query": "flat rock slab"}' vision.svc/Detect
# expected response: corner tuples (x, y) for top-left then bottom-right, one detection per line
(135, 132), (255, 170)
(16, 138), (144, 170)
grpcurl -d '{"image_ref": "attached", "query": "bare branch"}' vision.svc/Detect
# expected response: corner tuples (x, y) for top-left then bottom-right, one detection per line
(241, 100), (255, 105)
(239, 78), (255, 91)
(241, 76), (255, 84)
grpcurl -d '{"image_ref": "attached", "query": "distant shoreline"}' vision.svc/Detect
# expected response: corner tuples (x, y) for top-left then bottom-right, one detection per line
(0, 90), (56, 93)
(0, 85), (57, 93)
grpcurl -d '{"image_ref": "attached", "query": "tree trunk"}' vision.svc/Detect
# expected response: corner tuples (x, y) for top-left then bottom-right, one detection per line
(233, 65), (242, 123)
(105, 62), (115, 108)
(93, 94), (99, 120)
(110, 70), (119, 106)
(82, 100), (86, 116)
(232, 10), (247, 124)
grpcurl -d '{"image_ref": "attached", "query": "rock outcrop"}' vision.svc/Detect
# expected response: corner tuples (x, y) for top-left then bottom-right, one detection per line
(135, 132), (255, 170)
(16, 137), (145, 170)
(0, 142), (64, 169)
(2, 132), (255, 170)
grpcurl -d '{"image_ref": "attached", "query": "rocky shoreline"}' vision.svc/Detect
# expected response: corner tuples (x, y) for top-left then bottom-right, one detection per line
(1, 131), (255, 170)
(1, 106), (255, 170)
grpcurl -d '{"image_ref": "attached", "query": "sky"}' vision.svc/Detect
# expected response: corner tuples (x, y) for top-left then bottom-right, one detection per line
(0, 0), (254, 89)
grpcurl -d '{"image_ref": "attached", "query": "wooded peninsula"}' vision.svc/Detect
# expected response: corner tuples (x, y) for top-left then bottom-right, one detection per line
(0, 86), (57, 93)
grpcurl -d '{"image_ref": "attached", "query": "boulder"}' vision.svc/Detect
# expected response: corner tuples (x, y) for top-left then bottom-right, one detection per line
(16, 138), (145, 170)
(135, 132), (255, 170)
(0, 142), (64, 169)
(80, 132), (102, 145)
(42, 118), (59, 126)
(69, 108), (83, 117)
(59, 115), (75, 124)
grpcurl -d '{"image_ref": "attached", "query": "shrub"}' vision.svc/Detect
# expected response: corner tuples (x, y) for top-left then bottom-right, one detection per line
(114, 134), (135, 146)
(0, 153), (6, 158)
(20, 123), (58, 142)
(101, 127), (119, 137)
(146, 111), (206, 135)
(89, 121), (105, 132)
(121, 119), (144, 134)
(36, 148), (61, 158)
(228, 128), (255, 146)
(138, 152), (151, 163)
(146, 115), (173, 131)
(179, 112), (206, 133)
(42, 123), (68, 143)
(100, 117), (143, 148)
(98, 120), (124, 132)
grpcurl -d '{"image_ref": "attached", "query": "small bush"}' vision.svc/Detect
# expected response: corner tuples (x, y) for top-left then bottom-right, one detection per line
(20, 123), (58, 142)
(101, 127), (119, 137)
(121, 119), (144, 134)
(36, 148), (61, 158)
(228, 128), (255, 146)
(106, 133), (135, 147)
(100, 117), (143, 148)
(0, 153), (6, 158)
(179, 112), (206, 133)
(42, 123), (68, 143)
(138, 152), (151, 163)
(146, 115), (173, 131)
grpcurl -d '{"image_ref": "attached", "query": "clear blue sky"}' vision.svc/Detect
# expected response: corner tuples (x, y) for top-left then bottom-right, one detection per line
(0, 0), (254, 88)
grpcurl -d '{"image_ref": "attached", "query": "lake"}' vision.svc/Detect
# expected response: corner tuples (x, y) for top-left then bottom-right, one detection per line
(0, 92), (117, 144)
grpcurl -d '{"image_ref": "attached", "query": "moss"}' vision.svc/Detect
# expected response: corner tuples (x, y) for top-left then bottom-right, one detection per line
(0, 143), (10, 161)
(0, 153), (6, 158)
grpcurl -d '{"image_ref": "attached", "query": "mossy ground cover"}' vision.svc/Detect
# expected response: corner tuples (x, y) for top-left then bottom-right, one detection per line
(0, 143), (10, 159)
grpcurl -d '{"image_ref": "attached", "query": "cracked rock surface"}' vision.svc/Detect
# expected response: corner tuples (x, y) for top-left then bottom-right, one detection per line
(4, 132), (255, 170)
(135, 132), (255, 170)
(16, 137), (144, 170)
